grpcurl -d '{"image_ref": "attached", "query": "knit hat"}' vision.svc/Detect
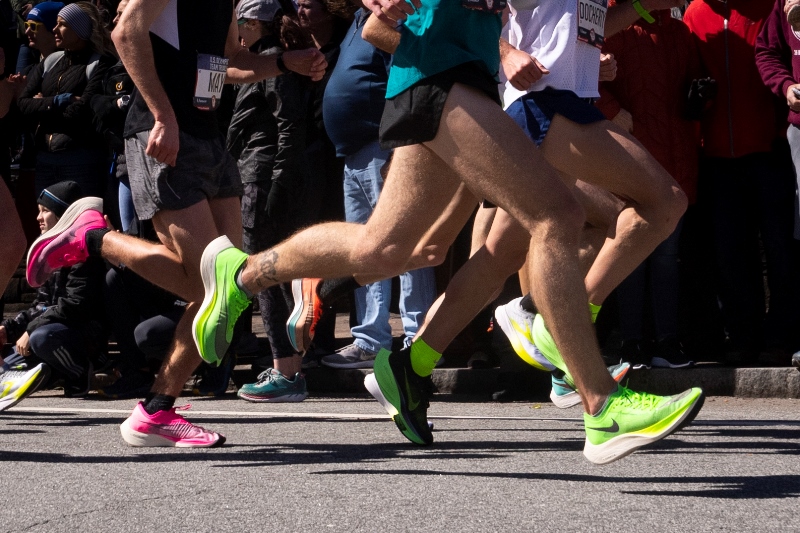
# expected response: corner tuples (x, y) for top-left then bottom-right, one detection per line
(57, 3), (93, 41)
(237, 0), (281, 23)
(38, 181), (84, 218)
(27, 1), (66, 32)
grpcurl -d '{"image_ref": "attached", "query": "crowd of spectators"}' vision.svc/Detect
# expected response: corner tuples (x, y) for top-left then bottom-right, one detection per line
(0, 0), (798, 402)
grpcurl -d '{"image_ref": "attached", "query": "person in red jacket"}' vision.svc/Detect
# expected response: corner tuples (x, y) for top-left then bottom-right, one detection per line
(596, 5), (703, 369)
(684, 0), (797, 366)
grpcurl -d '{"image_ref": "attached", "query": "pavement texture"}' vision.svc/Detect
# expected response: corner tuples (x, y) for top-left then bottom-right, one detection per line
(1, 396), (798, 532)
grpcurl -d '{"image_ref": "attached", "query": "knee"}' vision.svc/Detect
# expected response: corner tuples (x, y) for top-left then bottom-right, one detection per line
(530, 193), (586, 247)
(648, 181), (688, 240)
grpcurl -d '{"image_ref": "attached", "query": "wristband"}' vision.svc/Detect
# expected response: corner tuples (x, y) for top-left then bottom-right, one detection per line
(632, 0), (655, 23)
(276, 52), (290, 74)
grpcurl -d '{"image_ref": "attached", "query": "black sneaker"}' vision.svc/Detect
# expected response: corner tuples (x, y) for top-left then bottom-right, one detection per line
(365, 347), (433, 445)
(620, 339), (652, 370)
(98, 369), (154, 400)
(192, 353), (236, 396)
(651, 337), (694, 369)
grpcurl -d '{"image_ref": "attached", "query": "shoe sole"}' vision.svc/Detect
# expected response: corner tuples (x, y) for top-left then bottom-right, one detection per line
(0, 364), (50, 412)
(550, 363), (630, 409)
(26, 197), (104, 287)
(119, 418), (227, 447)
(494, 305), (553, 372)
(651, 357), (695, 369)
(192, 236), (235, 366)
(370, 351), (432, 445)
(286, 279), (314, 353)
(583, 389), (705, 465)
(237, 392), (307, 402)
(321, 360), (375, 369)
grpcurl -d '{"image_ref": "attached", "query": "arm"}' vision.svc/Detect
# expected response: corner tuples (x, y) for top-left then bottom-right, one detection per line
(112, 0), (179, 166)
(224, 13), (326, 84)
(605, 0), (686, 38)
(755, 0), (798, 110)
(27, 261), (105, 333)
(361, 0), (422, 26)
(499, 37), (549, 91)
(362, 12), (401, 54)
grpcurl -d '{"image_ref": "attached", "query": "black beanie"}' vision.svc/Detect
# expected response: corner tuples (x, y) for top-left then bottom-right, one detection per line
(37, 181), (84, 218)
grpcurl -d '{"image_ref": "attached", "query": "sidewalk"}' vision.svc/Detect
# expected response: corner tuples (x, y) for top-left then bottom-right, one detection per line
(236, 312), (800, 400)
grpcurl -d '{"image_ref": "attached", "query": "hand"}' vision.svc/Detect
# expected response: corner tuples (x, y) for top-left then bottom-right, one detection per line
(363, 0), (421, 25)
(146, 116), (180, 166)
(283, 48), (328, 82)
(501, 48), (549, 91)
(786, 83), (800, 113)
(786, 0), (800, 14)
(599, 53), (617, 82)
(16, 332), (31, 357)
(641, 0), (685, 11)
(0, 326), (7, 346)
(612, 108), (634, 133)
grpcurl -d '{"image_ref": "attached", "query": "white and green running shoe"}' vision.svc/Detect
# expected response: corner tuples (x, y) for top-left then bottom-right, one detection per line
(192, 236), (251, 366)
(494, 298), (557, 372)
(551, 362), (630, 409)
(583, 385), (705, 464)
(0, 362), (50, 412)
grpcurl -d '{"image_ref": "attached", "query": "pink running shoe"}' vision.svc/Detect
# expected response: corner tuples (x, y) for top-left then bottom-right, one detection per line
(26, 197), (105, 287)
(119, 402), (226, 447)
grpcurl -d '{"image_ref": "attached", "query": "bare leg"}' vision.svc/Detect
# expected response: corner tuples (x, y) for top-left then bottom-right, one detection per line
(421, 84), (615, 413)
(0, 180), (26, 294)
(541, 116), (687, 305)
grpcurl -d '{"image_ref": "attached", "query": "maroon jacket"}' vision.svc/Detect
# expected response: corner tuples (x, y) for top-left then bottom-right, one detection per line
(597, 10), (702, 204)
(684, 0), (779, 158)
(755, 0), (800, 127)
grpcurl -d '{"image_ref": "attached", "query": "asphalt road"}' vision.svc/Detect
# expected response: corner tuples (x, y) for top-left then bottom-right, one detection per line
(1, 394), (798, 532)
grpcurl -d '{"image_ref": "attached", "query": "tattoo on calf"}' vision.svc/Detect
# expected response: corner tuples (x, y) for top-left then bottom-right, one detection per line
(256, 250), (279, 288)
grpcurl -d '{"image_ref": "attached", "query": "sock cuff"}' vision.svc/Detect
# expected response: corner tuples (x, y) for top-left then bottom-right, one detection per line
(86, 227), (110, 257)
(410, 338), (441, 377)
(589, 302), (602, 324)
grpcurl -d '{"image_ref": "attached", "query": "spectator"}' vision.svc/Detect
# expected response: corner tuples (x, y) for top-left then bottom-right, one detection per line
(317, 1), (436, 370)
(17, 1), (116, 197)
(0, 180), (107, 396)
(684, 0), (798, 366)
(227, 0), (313, 402)
(596, 4), (703, 369)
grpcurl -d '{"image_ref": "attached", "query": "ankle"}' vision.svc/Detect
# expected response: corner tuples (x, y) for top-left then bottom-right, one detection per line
(86, 227), (110, 257)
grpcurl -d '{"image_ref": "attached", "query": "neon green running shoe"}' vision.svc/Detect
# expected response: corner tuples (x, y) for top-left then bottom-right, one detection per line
(583, 385), (705, 464)
(192, 236), (250, 366)
(494, 297), (556, 373)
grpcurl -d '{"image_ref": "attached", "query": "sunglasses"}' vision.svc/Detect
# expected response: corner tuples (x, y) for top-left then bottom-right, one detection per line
(24, 21), (46, 32)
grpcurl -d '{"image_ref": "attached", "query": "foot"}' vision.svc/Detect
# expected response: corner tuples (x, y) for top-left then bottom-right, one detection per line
(237, 368), (308, 402)
(651, 337), (694, 369)
(26, 197), (105, 287)
(286, 278), (323, 353)
(493, 297), (557, 372)
(366, 347), (433, 445)
(192, 236), (251, 366)
(0, 362), (50, 412)
(550, 362), (630, 409)
(321, 343), (378, 369)
(583, 385), (705, 464)
(119, 402), (225, 447)
(191, 353), (236, 397)
(793, 351), (800, 371)
(620, 339), (653, 370)
(97, 370), (154, 400)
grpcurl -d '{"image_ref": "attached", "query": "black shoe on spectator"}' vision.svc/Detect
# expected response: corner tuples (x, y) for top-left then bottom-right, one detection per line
(192, 353), (236, 397)
(651, 336), (694, 369)
(620, 339), (652, 370)
(98, 369), (154, 400)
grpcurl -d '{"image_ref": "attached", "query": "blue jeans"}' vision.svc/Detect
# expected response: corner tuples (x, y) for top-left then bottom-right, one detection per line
(343, 142), (436, 353)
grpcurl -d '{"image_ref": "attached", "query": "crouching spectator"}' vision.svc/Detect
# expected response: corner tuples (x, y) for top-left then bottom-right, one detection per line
(0, 180), (108, 396)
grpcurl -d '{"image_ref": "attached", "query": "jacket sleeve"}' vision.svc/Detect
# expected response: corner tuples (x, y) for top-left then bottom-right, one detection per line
(267, 73), (309, 219)
(61, 54), (115, 127)
(17, 63), (58, 125)
(2, 284), (49, 342)
(27, 260), (105, 333)
(755, 0), (796, 100)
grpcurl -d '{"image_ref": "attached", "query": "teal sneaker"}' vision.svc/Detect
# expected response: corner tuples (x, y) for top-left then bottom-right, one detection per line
(550, 362), (630, 409)
(237, 368), (308, 402)
(583, 385), (705, 464)
(494, 297), (556, 372)
(366, 347), (433, 445)
(192, 236), (250, 366)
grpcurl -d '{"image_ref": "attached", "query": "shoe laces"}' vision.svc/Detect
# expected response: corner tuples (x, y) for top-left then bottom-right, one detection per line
(616, 385), (658, 410)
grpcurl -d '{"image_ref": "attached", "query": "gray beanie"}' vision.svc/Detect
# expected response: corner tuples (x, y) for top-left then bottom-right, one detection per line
(57, 3), (93, 41)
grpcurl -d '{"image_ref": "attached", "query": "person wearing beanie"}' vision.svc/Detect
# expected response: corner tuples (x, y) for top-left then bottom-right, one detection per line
(0, 180), (108, 398)
(17, 1), (116, 197)
(22, 2), (62, 64)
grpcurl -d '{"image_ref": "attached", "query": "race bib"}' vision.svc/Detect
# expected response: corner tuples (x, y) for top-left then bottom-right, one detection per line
(577, 0), (607, 49)
(462, 0), (507, 14)
(194, 54), (228, 111)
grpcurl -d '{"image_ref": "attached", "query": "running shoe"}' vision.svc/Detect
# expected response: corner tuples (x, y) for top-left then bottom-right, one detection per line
(651, 337), (694, 369)
(620, 339), (653, 370)
(192, 236), (251, 366)
(191, 353), (235, 397)
(0, 362), (50, 411)
(793, 351), (800, 371)
(26, 197), (105, 287)
(237, 368), (308, 402)
(367, 347), (433, 445)
(286, 278), (323, 353)
(119, 402), (225, 447)
(97, 370), (154, 400)
(494, 297), (556, 372)
(321, 343), (378, 369)
(583, 385), (705, 464)
(550, 362), (630, 409)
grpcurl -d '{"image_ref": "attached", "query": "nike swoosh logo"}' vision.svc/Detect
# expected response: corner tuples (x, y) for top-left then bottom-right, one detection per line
(587, 419), (619, 433)
(404, 374), (419, 411)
